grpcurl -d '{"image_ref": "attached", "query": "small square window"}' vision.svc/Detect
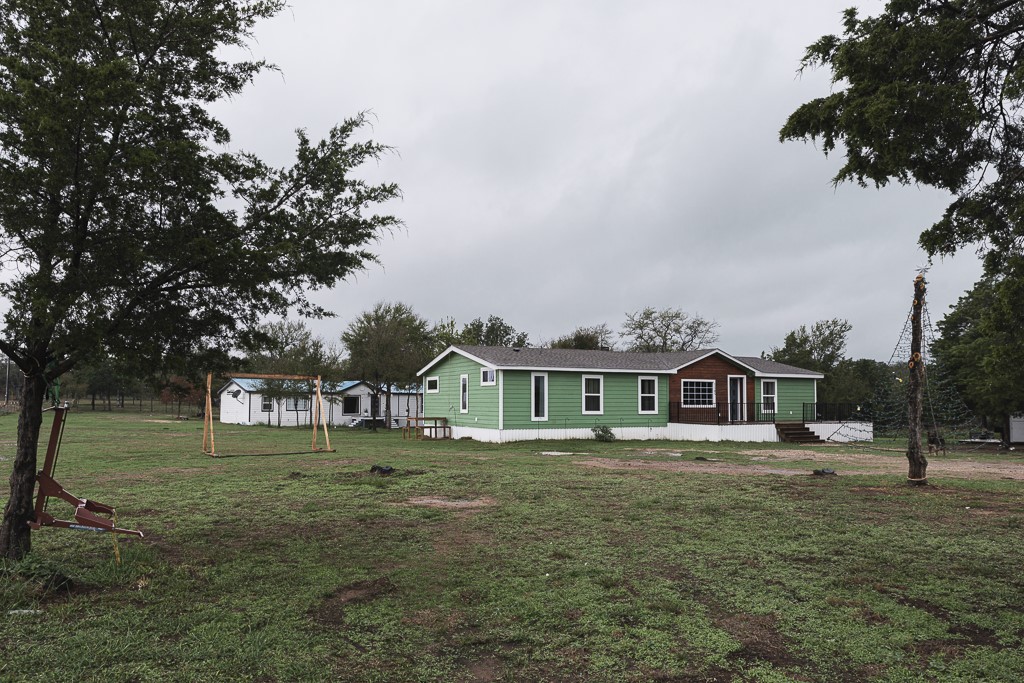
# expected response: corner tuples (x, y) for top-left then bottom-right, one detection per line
(480, 368), (496, 386)
(425, 377), (440, 393)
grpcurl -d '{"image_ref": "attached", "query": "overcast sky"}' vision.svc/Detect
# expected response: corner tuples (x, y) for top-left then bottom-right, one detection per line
(211, 0), (983, 362)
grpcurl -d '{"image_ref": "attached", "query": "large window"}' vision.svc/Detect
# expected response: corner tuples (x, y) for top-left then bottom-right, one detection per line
(342, 395), (360, 415)
(582, 375), (603, 415)
(761, 380), (777, 413)
(480, 368), (496, 386)
(638, 376), (658, 414)
(532, 372), (548, 421)
(460, 374), (469, 413)
(682, 380), (715, 406)
(261, 396), (273, 412)
(286, 396), (310, 411)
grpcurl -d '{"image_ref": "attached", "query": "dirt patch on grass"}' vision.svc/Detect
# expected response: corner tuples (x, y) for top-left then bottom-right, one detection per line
(313, 577), (394, 626)
(403, 496), (497, 510)
(718, 612), (801, 668)
(574, 450), (1024, 480)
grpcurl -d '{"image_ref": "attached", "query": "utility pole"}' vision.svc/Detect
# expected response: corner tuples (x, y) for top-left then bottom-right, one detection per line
(906, 275), (928, 485)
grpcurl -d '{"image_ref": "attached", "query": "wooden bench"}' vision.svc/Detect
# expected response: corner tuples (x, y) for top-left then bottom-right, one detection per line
(403, 416), (451, 440)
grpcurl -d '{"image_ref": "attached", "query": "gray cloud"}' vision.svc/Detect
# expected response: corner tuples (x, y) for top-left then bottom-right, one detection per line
(211, 0), (983, 360)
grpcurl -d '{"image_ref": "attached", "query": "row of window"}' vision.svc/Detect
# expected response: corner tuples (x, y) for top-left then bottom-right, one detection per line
(678, 379), (777, 409)
(430, 373), (780, 415)
(437, 372), (661, 419)
(261, 396), (311, 412)
(259, 395), (384, 415)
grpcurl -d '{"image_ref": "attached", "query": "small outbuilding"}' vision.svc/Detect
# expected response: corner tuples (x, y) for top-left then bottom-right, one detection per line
(218, 378), (422, 427)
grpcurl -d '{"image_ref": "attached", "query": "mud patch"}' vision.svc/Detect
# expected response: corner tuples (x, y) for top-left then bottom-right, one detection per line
(717, 612), (800, 667)
(404, 496), (497, 509)
(466, 656), (503, 682)
(313, 577), (394, 626)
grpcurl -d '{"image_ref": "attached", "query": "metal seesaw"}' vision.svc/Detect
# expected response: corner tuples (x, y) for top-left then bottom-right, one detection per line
(29, 405), (143, 538)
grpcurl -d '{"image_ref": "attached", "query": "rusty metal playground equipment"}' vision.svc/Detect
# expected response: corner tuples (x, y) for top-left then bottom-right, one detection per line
(30, 405), (143, 538)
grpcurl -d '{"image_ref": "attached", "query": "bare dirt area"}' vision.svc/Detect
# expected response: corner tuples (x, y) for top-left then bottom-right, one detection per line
(576, 448), (1024, 480)
(402, 496), (497, 509)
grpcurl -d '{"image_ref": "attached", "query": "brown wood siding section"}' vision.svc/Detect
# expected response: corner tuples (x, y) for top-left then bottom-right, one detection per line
(669, 356), (754, 405)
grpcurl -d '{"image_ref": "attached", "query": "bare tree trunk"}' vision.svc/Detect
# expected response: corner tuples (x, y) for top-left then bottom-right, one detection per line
(0, 372), (47, 559)
(906, 275), (928, 485)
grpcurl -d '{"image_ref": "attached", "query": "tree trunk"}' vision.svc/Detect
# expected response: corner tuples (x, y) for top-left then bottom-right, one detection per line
(0, 372), (48, 559)
(906, 275), (929, 485)
(385, 387), (392, 428)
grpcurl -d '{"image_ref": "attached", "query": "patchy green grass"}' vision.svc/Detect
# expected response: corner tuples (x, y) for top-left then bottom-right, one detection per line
(0, 411), (1022, 682)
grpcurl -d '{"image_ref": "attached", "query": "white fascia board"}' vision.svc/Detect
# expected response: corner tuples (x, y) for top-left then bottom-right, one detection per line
(756, 372), (826, 379)
(417, 346), (497, 376)
(216, 379), (244, 395)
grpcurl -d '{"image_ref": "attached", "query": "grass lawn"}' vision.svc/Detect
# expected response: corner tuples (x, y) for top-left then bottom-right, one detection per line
(1, 411), (1023, 682)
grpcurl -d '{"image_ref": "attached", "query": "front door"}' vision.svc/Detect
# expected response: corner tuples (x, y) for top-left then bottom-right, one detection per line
(728, 376), (745, 422)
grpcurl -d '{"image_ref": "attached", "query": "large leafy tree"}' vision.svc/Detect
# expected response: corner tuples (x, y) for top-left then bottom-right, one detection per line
(459, 315), (530, 348)
(932, 261), (1024, 433)
(765, 319), (855, 403)
(780, 0), (1024, 269)
(548, 324), (616, 351)
(342, 302), (432, 429)
(0, 1), (400, 558)
(620, 307), (719, 352)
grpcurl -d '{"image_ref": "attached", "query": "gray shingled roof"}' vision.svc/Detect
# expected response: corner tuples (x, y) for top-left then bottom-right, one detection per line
(454, 345), (677, 371)
(735, 356), (824, 377)
(431, 346), (822, 377)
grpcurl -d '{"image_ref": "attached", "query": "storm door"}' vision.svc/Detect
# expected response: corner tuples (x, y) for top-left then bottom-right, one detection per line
(728, 376), (745, 422)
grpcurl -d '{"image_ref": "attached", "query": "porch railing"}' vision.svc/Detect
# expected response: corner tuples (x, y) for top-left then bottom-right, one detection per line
(802, 403), (870, 423)
(669, 402), (778, 425)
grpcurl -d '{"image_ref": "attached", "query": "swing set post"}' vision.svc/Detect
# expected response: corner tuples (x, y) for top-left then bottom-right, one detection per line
(203, 372), (335, 457)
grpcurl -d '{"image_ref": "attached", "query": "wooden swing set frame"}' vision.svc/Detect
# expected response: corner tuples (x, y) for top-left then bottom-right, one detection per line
(202, 372), (334, 457)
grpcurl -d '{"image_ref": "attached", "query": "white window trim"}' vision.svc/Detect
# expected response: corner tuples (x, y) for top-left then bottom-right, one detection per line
(681, 379), (716, 407)
(531, 372), (548, 422)
(761, 379), (777, 412)
(480, 368), (496, 386)
(261, 395), (273, 412)
(460, 374), (469, 413)
(638, 376), (658, 414)
(425, 376), (440, 394)
(582, 375), (604, 415)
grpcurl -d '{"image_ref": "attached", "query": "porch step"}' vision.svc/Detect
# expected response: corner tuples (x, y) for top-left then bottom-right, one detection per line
(775, 423), (823, 444)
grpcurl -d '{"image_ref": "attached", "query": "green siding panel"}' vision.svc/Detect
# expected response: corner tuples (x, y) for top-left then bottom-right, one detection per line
(501, 370), (668, 430)
(776, 378), (816, 422)
(422, 354), (499, 429)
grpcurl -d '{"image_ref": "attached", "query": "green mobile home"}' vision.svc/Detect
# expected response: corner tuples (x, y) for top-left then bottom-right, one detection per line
(418, 346), (867, 443)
